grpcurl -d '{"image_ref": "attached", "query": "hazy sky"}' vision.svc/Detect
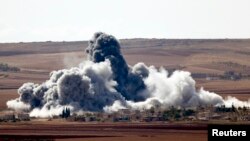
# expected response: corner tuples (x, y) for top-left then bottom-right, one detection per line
(0, 0), (250, 42)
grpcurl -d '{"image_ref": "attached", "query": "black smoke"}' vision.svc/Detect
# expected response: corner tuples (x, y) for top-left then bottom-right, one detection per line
(86, 32), (146, 101)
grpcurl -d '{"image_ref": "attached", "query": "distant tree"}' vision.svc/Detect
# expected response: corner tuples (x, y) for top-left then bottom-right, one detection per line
(85, 113), (92, 117)
(65, 107), (70, 117)
(231, 104), (236, 112)
(243, 106), (247, 112)
(183, 109), (195, 117)
(162, 111), (169, 121)
(0, 63), (20, 72)
(61, 107), (71, 118)
(150, 107), (155, 116)
(162, 106), (182, 121)
(174, 113), (181, 120)
(60, 109), (65, 118)
(12, 115), (16, 122)
(238, 107), (242, 111)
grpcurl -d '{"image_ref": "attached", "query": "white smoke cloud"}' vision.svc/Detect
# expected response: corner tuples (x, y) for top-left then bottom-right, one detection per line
(6, 32), (250, 117)
(29, 104), (74, 118)
(104, 66), (225, 112)
(7, 59), (125, 117)
(6, 99), (31, 112)
(104, 100), (127, 113)
(223, 96), (250, 108)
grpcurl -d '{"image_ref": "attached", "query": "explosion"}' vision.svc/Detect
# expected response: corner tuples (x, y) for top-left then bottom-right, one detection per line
(7, 32), (250, 117)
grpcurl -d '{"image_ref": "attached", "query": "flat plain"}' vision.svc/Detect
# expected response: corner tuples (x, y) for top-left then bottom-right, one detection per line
(1, 39), (250, 140)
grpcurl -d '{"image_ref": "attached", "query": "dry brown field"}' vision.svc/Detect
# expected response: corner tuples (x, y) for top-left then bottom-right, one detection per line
(0, 121), (207, 141)
(1, 39), (250, 140)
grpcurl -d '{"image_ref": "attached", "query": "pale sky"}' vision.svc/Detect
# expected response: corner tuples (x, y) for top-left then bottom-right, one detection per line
(0, 0), (250, 42)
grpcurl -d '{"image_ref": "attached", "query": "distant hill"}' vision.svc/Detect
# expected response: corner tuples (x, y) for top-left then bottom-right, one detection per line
(1, 39), (250, 56)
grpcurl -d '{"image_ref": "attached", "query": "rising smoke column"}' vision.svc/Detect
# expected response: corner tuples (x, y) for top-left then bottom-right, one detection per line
(85, 32), (147, 101)
(7, 32), (250, 117)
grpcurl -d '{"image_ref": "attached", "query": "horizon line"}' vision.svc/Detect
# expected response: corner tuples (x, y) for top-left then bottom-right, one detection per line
(1, 37), (250, 44)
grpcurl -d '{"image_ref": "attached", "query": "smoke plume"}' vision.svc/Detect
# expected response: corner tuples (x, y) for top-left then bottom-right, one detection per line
(7, 32), (250, 117)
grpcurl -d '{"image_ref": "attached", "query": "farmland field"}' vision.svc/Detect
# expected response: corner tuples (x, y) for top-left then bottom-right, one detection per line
(1, 39), (250, 141)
